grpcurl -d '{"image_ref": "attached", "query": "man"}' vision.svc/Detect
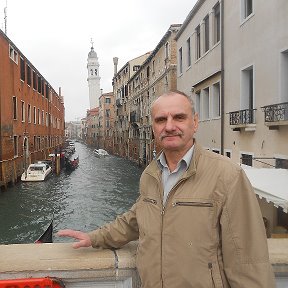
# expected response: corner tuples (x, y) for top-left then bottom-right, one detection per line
(58, 91), (275, 287)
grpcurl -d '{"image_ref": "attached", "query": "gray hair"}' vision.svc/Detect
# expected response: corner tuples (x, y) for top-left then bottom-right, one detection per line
(151, 90), (195, 115)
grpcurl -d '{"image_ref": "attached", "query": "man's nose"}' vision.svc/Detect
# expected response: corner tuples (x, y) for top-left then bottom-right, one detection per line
(165, 117), (175, 131)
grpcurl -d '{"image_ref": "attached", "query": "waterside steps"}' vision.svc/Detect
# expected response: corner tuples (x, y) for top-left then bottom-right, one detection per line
(0, 240), (288, 288)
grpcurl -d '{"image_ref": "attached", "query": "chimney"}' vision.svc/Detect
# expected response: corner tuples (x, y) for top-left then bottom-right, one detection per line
(113, 57), (118, 76)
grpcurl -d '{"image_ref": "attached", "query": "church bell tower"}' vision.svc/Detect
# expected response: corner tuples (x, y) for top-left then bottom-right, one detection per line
(87, 39), (101, 108)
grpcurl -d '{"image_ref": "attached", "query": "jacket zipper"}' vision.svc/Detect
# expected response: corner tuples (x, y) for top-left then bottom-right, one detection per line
(208, 263), (216, 288)
(172, 201), (213, 207)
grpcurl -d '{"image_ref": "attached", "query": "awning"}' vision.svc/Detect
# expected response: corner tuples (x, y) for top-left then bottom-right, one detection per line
(241, 165), (288, 213)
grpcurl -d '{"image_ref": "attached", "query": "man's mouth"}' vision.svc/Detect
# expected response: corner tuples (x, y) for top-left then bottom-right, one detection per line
(160, 133), (182, 140)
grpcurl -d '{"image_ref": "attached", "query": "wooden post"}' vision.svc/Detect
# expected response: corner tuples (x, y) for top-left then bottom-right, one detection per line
(56, 154), (61, 175)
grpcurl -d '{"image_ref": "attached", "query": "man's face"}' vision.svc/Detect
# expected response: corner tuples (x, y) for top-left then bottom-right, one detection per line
(151, 93), (198, 153)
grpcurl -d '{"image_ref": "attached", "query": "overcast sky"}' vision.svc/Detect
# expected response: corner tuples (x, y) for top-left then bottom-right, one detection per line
(1, 0), (197, 121)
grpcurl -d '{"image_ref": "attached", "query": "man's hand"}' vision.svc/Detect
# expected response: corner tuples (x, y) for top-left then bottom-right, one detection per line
(56, 229), (92, 249)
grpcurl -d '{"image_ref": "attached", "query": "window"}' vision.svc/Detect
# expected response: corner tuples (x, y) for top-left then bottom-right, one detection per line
(195, 25), (201, 59)
(241, 65), (254, 111)
(21, 101), (25, 122)
(26, 64), (31, 86)
(225, 151), (231, 158)
(241, 0), (253, 21)
(195, 92), (201, 120)
(46, 112), (48, 126)
(178, 47), (183, 74)
(13, 96), (17, 120)
(27, 104), (31, 123)
(165, 42), (169, 59)
(45, 84), (49, 99)
(42, 110), (45, 126)
(212, 82), (220, 118)
(33, 71), (37, 90)
(204, 15), (210, 52)
(9, 45), (18, 64)
(106, 109), (110, 117)
(20, 58), (25, 81)
(187, 37), (191, 67)
(105, 97), (111, 104)
(275, 158), (288, 169)
(203, 88), (210, 120)
(13, 136), (18, 157)
(38, 108), (41, 125)
(213, 3), (221, 44)
(280, 49), (288, 103)
(241, 153), (253, 166)
(38, 76), (42, 93)
(33, 107), (37, 124)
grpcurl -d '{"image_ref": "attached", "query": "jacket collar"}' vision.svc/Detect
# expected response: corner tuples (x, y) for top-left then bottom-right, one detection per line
(146, 140), (203, 180)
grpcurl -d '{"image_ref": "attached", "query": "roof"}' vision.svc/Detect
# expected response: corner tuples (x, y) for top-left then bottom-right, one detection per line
(241, 165), (288, 213)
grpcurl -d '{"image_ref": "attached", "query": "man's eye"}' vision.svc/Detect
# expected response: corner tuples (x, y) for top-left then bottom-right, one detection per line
(155, 118), (166, 123)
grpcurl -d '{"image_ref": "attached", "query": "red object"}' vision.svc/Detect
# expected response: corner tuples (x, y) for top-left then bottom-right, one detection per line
(0, 277), (65, 288)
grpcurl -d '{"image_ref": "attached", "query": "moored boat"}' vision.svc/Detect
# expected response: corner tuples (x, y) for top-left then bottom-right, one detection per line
(21, 162), (52, 182)
(65, 156), (79, 171)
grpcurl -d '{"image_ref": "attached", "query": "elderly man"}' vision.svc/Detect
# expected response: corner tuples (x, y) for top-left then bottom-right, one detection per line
(58, 91), (275, 287)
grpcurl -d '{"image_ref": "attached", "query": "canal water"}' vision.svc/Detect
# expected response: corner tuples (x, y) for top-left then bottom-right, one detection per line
(0, 142), (143, 245)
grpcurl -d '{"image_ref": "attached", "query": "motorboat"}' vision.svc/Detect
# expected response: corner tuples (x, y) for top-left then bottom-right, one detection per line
(93, 149), (109, 158)
(21, 162), (52, 182)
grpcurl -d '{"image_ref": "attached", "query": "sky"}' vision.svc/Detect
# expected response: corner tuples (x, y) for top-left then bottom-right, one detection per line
(1, 0), (197, 121)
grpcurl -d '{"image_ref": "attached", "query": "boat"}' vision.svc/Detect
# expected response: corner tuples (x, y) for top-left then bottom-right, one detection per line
(65, 156), (79, 171)
(93, 149), (109, 158)
(21, 162), (52, 182)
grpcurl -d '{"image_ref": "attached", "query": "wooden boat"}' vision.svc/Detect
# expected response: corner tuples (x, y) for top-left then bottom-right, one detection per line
(21, 162), (52, 182)
(65, 156), (79, 171)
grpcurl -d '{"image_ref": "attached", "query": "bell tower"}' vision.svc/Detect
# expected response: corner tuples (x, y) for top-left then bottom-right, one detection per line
(87, 39), (101, 108)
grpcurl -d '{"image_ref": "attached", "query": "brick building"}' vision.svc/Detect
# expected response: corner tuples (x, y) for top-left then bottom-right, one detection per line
(0, 29), (65, 188)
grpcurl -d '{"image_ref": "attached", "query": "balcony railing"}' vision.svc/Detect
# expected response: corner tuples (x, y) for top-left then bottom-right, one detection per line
(261, 102), (288, 123)
(229, 108), (256, 126)
(115, 98), (123, 107)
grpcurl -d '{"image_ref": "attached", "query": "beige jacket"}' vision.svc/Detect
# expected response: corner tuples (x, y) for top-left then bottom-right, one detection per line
(88, 144), (275, 288)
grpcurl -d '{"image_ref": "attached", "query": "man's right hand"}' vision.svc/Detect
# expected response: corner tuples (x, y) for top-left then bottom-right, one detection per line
(56, 229), (92, 249)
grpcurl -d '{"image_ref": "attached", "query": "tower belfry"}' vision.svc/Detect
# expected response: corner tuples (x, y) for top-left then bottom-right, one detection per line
(87, 39), (101, 109)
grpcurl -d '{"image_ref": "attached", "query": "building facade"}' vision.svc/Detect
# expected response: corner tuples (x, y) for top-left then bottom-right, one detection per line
(0, 29), (65, 187)
(112, 53), (151, 158)
(176, 0), (288, 234)
(98, 92), (115, 153)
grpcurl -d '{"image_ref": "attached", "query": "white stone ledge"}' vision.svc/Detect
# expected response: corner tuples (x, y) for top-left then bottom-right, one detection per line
(0, 240), (287, 287)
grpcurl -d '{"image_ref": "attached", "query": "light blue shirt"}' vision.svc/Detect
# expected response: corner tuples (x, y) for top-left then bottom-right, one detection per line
(157, 146), (194, 204)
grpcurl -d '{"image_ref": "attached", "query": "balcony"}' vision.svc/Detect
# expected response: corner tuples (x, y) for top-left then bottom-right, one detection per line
(229, 109), (256, 131)
(261, 102), (288, 130)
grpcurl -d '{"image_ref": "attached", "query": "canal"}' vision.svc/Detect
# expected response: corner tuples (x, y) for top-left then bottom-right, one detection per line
(0, 142), (143, 245)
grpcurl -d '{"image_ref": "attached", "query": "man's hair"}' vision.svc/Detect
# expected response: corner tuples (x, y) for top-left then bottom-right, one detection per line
(151, 90), (195, 115)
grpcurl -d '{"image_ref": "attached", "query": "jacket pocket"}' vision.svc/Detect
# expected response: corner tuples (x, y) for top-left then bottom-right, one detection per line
(172, 201), (213, 207)
(208, 262), (224, 288)
(143, 197), (157, 205)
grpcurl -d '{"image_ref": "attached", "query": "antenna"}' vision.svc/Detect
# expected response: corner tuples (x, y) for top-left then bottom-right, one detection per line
(90, 38), (94, 48)
(4, 0), (7, 34)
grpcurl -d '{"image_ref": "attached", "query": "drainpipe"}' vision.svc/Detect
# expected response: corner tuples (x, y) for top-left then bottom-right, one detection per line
(220, 0), (225, 155)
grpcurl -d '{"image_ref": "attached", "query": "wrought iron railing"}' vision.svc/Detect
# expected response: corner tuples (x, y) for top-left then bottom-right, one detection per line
(261, 102), (288, 122)
(229, 109), (256, 125)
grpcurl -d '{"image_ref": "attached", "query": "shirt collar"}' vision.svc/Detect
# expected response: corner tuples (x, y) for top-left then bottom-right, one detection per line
(157, 145), (194, 171)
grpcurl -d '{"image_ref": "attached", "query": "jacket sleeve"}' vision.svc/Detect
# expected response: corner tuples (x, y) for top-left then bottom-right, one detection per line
(220, 168), (276, 287)
(87, 200), (139, 249)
